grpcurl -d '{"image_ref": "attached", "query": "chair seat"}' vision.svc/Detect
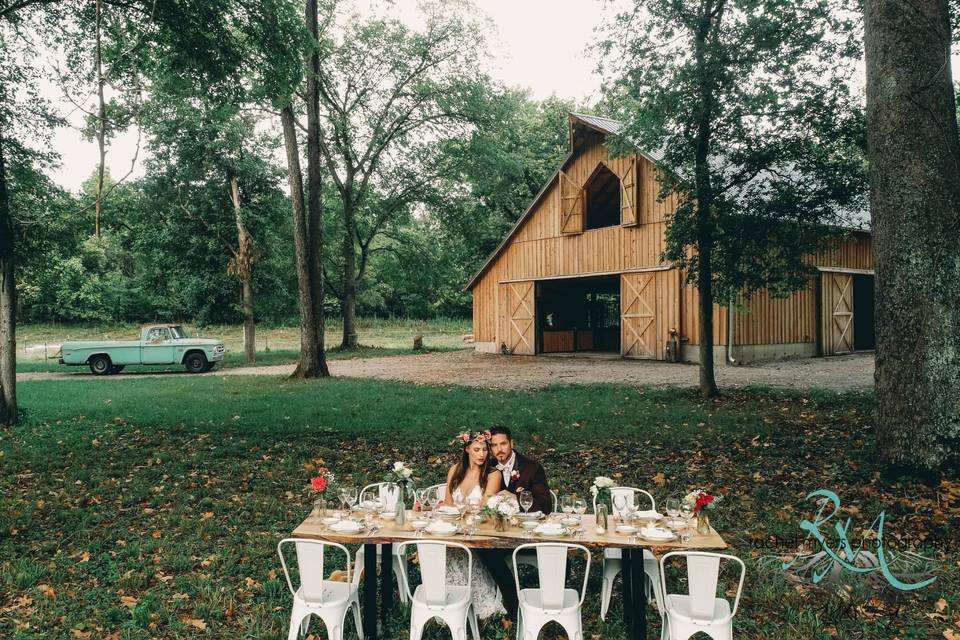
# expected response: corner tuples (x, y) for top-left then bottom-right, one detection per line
(664, 593), (732, 623)
(519, 587), (581, 613)
(411, 584), (472, 610)
(294, 581), (356, 608)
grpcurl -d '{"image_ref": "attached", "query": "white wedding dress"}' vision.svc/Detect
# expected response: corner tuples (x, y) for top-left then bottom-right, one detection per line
(448, 484), (505, 619)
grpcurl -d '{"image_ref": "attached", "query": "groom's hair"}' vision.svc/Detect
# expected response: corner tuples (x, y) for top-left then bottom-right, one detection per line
(489, 425), (512, 440)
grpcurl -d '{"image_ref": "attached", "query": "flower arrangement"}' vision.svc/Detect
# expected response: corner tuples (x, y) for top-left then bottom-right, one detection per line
(589, 476), (615, 505)
(310, 467), (336, 494)
(383, 461), (416, 502)
(482, 494), (519, 518)
(683, 489), (720, 513)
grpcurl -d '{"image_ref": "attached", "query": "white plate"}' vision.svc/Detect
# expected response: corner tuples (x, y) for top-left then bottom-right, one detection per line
(560, 516), (581, 526)
(616, 525), (638, 535)
(426, 522), (458, 535)
(640, 527), (676, 541)
(535, 523), (567, 537)
(516, 511), (544, 520)
(435, 506), (460, 516)
(330, 521), (362, 533)
(633, 510), (662, 521)
(321, 516), (341, 526)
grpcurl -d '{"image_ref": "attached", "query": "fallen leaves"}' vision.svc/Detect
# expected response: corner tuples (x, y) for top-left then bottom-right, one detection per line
(181, 617), (207, 630)
(38, 584), (56, 599)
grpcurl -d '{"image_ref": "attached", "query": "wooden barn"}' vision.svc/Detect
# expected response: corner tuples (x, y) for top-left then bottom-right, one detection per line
(465, 113), (875, 364)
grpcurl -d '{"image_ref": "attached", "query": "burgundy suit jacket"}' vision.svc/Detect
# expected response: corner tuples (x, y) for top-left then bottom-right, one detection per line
(501, 452), (552, 514)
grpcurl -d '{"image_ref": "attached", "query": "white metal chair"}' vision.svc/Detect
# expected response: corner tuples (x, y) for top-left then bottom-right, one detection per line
(659, 551), (745, 640)
(511, 543), (591, 640)
(424, 482), (447, 505)
(353, 481), (412, 603)
(396, 540), (480, 640)
(595, 487), (661, 620)
(277, 538), (362, 640)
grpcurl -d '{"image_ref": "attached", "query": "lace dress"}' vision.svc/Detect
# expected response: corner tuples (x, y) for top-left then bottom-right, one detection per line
(448, 484), (505, 619)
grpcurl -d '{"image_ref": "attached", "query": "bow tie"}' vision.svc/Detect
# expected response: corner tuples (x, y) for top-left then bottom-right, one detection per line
(496, 463), (507, 471)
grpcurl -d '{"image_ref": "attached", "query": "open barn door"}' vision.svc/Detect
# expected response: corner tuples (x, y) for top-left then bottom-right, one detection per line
(498, 281), (535, 355)
(621, 272), (658, 358)
(559, 170), (583, 234)
(618, 158), (638, 226)
(821, 272), (854, 355)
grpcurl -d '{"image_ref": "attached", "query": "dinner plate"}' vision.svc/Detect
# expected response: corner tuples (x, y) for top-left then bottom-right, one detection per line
(640, 526), (676, 541)
(435, 506), (460, 516)
(615, 525), (638, 536)
(535, 523), (567, 537)
(321, 516), (341, 526)
(426, 522), (458, 535)
(515, 511), (544, 520)
(330, 520), (363, 533)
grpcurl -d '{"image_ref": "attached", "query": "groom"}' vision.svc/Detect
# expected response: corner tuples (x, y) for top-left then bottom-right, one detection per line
(479, 425), (552, 620)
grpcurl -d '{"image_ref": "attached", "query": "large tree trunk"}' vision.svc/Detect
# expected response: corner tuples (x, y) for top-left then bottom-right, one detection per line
(0, 129), (17, 425)
(281, 105), (324, 378)
(865, 0), (960, 471)
(340, 201), (359, 349)
(303, 0), (330, 374)
(229, 175), (256, 364)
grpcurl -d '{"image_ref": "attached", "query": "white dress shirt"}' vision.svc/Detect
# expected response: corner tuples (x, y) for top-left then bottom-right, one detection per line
(499, 452), (517, 486)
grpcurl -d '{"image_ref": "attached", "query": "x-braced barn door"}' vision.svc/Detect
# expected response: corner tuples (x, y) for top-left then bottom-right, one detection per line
(621, 273), (658, 358)
(499, 281), (535, 355)
(821, 272), (853, 355)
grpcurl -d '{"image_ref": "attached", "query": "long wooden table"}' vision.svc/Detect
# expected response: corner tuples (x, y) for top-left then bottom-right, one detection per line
(292, 510), (728, 640)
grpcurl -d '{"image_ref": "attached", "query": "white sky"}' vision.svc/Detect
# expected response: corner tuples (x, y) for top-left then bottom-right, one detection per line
(47, 0), (611, 192)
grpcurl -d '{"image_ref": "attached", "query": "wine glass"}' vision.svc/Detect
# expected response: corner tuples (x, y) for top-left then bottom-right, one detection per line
(415, 488), (429, 513)
(343, 485), (358, 513)
(561, 495), (574, 517)
(666, 498), (681, 519)
(613, 494), (627, 524)
(680, 503), (694, 544)
(428, 489), (442, 519)
(453, 491), (466, 520)
(519, 490), (534, 516)
(573, 498), (587, 521)
(464, 512), (477, 536)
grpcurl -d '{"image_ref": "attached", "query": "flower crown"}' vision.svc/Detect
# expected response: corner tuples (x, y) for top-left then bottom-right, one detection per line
(449, 430), (492, 450)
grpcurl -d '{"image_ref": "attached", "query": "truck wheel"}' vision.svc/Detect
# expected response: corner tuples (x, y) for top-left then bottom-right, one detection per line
(110, 365), (125, 374)
(202, 362), (216, 372)
(89, 355), (112, 376)
(184, 352), (207, 374)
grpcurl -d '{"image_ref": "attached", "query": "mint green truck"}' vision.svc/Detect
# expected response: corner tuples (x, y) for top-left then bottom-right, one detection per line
(59, 325), (226, 375)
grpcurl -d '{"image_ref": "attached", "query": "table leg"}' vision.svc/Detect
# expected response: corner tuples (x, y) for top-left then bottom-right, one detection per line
(622, 548), (634, 632)
(629, 549), (647, 640)
(380, 543), (394, 623)
(363, 543), (379, 640)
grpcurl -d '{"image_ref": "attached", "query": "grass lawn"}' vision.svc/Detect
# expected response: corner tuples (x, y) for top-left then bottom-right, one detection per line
(16, 317), (471, 373)
(2, 376), (957, 639)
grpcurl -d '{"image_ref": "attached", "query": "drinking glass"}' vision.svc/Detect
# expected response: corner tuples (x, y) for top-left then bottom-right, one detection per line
(613, 494), (627, 523)
(680, 504), (694, 543)
(573, 498), (587, 523)
(343, 485), (358, 512)
(415, 488), (429, 513)
(666, 498), (681, 519)
(464, 513), (477, 536)
(561, 495), (574, 516)
(519, 490), (534, 515)
(428, 491), (442, 519)
(454, 492), (466, 519)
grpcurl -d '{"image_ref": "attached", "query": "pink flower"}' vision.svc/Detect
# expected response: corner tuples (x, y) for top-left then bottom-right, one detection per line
(459, 433), (470, 442)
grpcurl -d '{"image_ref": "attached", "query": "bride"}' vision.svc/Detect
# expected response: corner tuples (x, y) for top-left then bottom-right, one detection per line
(440, 430), (504, 619)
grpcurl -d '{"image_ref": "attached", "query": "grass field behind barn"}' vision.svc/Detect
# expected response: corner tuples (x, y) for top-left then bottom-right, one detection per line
(2, 375), (957, 639)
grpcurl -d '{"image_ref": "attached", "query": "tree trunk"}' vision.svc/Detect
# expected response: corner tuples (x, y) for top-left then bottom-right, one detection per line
(303, 0), (330, 374)
(0, 129), (17, 425)
(230, 175), (256, 364)
(865, 0), (960, 471)
(94, 0), (106, 238)
(340, 200), (359, 349)
(696, 236), (718, 397)
(281, 105), (324, 378)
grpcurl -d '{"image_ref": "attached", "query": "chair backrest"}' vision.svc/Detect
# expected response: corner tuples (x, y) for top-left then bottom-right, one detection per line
(549, 489), (558, 512)
(659, 551), (746, 623)
(396, 540), (472, 608)
(512, 543), (591, 612)
(360, 481), (404, 511)
(593, 486), (656, 517)
(277, 538), (351, 605)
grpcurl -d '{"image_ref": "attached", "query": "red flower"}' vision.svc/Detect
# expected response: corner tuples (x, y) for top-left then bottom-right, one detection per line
(510, 470), (520, 481)
(693, 492), (714, 513)
(311, 476), (328, 493)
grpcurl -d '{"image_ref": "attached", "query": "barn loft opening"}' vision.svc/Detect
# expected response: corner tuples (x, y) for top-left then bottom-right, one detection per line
(584, 163), (621, 230)
(537, 275), (621, 353)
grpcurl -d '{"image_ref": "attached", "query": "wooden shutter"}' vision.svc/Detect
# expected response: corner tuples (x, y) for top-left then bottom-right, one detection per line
(619, 158), (638, 226)
(559, 170), (583, 235)
(499, 281), (535, 355)
(821, 273), (853, 355)
(621, 273), (658, 358)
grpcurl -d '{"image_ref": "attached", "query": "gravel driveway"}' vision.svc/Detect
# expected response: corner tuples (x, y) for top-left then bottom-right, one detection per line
(21, 349), (874, 391)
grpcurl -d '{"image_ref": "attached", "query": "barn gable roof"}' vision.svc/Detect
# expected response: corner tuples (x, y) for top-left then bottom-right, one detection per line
(464, 113), (636, 290)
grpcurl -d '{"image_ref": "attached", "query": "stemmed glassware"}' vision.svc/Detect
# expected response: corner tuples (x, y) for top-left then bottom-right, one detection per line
(573, 498), (587, 521)
(561, 495), (574, 518)
(680, 502), (694, 544)
(666, 498), (681, 527)
(613, 494), (628, 525)
(428, 490), (442, 520)
(340, 485), (358, 515)
(416, 488), (429, 513)
(519, 490), (534, 515)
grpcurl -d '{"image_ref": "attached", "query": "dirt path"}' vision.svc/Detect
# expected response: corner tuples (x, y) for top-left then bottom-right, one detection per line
(19, 350), (874, 391)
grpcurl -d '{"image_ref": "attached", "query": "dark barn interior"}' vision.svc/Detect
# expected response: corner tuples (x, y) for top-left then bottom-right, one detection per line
(537, 276), (620, 353)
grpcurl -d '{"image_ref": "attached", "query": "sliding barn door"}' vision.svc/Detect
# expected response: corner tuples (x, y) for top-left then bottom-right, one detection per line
(559, 170), (583, 235)
(498, 281), (535, 355)
(619, 158), (638, 226)
(821, 272), (854, 355)
(621, 273), (658, 358)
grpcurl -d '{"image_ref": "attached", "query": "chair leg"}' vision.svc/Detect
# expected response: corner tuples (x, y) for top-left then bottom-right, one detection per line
(468, 605), (481, 640)
(300, 612), (311, 636)
(287, 606), (309, 640)
(560, 618), (583, 640)
(318, 611), (344, 640)
(352, 600), (364, 638)
(520, 615), (547, 640)
(393, 555), (409, 604)
(601, 560), (621, 621)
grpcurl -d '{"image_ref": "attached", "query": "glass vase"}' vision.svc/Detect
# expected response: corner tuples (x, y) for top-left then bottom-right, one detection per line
(696, 513), (710, 535)
(494, 514), (507, 532)
(313, 496), (327, 517)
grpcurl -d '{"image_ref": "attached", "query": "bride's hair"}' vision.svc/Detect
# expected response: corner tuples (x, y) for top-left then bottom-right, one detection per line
(449, 439), (493, 496)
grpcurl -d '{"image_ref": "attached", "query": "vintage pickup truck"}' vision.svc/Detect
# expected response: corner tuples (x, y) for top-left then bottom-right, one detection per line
(59, 325), (226, 375)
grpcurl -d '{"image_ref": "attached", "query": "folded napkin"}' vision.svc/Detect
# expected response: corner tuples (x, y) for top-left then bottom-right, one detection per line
(517, 510), (543, 518)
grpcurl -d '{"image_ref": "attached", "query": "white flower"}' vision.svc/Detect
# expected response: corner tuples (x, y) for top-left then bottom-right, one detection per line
(393, 461), (405, 472)
(401, 468), (412, 478)
(589, 485), (598, 497)
(593, 476), (614, 488)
